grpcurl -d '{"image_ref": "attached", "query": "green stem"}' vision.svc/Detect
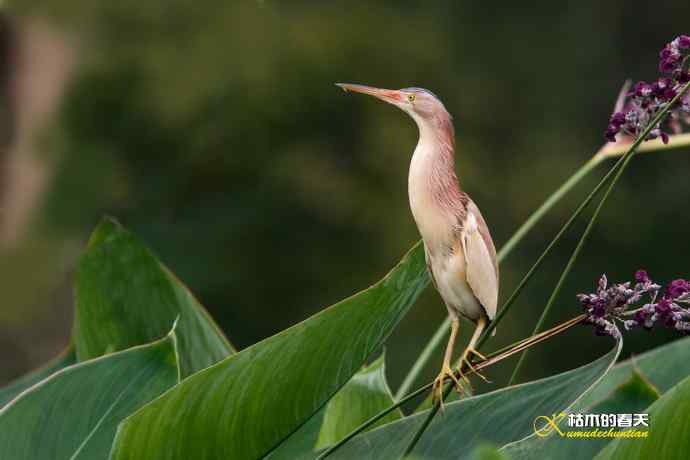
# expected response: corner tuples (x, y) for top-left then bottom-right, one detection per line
(478, 154), (606, 344)
(395, 154), (603, 400)
(317, 314), (585, 459)
(404, 81), (690, 456)
(496, 155), (603, 261)
(395, 319), (449, 401)
(396, 128), (690, 399)
(399, 315), (586, 458)
(508, 81), (690, 385)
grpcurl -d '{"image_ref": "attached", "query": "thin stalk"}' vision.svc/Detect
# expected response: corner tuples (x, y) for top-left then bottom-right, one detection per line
(496, 155), (603, 261)
(399, 315), (586, 458)
(508, 81), (690, 385)
(317, 314), (586, 459)
(394, 155), (603, 400)
(395, 320), (450, 401)
(479, 154), (609, 343)
(396, 129), (690, 399)
(404, 81), (690, 456)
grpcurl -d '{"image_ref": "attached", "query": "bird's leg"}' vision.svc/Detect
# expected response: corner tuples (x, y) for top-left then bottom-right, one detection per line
(432, 317), (465, 408)
(458, 316), (490, 384)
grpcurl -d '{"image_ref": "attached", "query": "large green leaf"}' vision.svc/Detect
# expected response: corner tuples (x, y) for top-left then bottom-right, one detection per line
(471, 445), (511, 460)
(595, 374), (690, 460)
(268, 353), (402, 460)
(267, 408), (326, 460)
(0, 345), (76, 408)
(502, 370), (658, 460)
(316, 353), (402, 448)
(0, 332), (179, 460)
(575, 336), (690, 406)
(74, 217), (234, 376)
(314, 338), (621, 460)
(109, 243), (429, 460)
(502, 336), (690, 459)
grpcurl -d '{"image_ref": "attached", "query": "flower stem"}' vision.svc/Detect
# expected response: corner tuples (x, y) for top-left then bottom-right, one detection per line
(393, 154), (603, 401)
(400, 81), (690, 457)
(317, 314), (586, 459)
(395, 129), (690, 402)
(508, 81), (690, 385)
(399, 315), (586, 458)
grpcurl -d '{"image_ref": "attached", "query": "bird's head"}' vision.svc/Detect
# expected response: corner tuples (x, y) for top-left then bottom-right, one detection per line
(335, 83), (450, 128)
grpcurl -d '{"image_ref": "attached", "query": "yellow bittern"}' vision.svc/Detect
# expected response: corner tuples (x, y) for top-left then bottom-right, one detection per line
(337, 83), (499, 402)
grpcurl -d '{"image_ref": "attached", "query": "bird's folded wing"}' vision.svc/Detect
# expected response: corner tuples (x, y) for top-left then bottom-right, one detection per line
(461, 204), (499, 320)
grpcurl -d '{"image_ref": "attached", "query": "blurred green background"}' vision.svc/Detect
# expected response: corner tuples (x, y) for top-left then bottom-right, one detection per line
(1, 1), (689, 396)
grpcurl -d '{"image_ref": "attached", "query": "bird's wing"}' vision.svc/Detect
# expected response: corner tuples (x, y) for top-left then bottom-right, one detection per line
(461, 201), (499, 320)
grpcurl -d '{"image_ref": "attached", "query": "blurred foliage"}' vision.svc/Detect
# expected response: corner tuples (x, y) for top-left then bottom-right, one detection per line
(2, 0), (690, 393)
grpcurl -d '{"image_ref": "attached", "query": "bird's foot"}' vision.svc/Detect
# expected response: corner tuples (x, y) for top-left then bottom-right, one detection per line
(432, 363), (466, 410)
(459, 347), (490, 383)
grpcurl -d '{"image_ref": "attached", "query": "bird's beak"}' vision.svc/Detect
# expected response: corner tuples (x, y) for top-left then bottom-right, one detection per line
(335, 83), (403, 105)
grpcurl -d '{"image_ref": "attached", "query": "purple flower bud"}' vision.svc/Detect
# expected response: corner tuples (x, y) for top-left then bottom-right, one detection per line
(604, 35), (690, 144)
(598, 275), (608, 293)
(678, 35), (690, 49)
(655, 298), (673, 320)
(610, 112), (626, 126)
(635, 269), (650, 283)
(592, 301), (607, 318)
(605, 129), (618, 142)
(632, 82), (653, 98)
(625, 110), (639, 123)
(667, 279), (690, 299)
(660, 58), (679, 74)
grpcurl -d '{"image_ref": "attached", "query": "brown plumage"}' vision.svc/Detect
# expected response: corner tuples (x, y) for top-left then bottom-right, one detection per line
(337, 83), (499, 401)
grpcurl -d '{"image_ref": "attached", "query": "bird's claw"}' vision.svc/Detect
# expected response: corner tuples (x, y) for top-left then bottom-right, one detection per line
(459, 347), (490, 383)
(432, 364), (466, 411)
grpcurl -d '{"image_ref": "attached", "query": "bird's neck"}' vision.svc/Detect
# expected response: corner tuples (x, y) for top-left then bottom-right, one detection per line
(408, 112), (466, 248)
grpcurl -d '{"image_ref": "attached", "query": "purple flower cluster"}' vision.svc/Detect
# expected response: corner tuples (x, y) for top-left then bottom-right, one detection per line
(605, 35), (690, 144)
(577, 270), (690, 338)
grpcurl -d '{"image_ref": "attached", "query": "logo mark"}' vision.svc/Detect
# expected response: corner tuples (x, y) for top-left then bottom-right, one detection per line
(533, 413), (566, 437)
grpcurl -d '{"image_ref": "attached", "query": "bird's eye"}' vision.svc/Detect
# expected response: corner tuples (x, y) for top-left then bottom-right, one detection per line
(407, 93), (416, 102)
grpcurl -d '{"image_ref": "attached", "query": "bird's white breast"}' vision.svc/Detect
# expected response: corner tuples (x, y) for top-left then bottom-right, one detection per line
(409, 139), (484, 321)
(408, 141), (455, 251)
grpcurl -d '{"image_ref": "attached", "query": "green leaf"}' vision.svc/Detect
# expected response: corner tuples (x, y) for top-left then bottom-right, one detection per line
(575, 336), (690, 407)
(503, 370), (658, 460)
(0, 345), (76, 408)
(316, 338), (621, 460)
(501, 336), (690, 460)
(595, 374), (690, 460)
(267, 409), (326, 460)
(471, 444), (511, 460)
(268, 354), (402, 460)
(316, 353), (402, 448)
(74, 216), (234, 377)
(109, 243), (429, 460)
(0, 333), (179, 460)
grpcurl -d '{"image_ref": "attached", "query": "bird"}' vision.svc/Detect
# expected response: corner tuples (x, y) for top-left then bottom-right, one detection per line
(336, 83), (499, 402)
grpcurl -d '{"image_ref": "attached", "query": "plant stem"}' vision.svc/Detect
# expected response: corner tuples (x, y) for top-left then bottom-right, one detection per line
(395, 129), (690, 400)
(317, 314), (586, 459)
(508, 81), (690, 385)
(478, 154), (608, 344)
(403, 81), (690, 456)
(394, 155), (603, 401)
(395, 319), (450, 401)
(496, 156), (604, 262)
(399, 315), (586, 458)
